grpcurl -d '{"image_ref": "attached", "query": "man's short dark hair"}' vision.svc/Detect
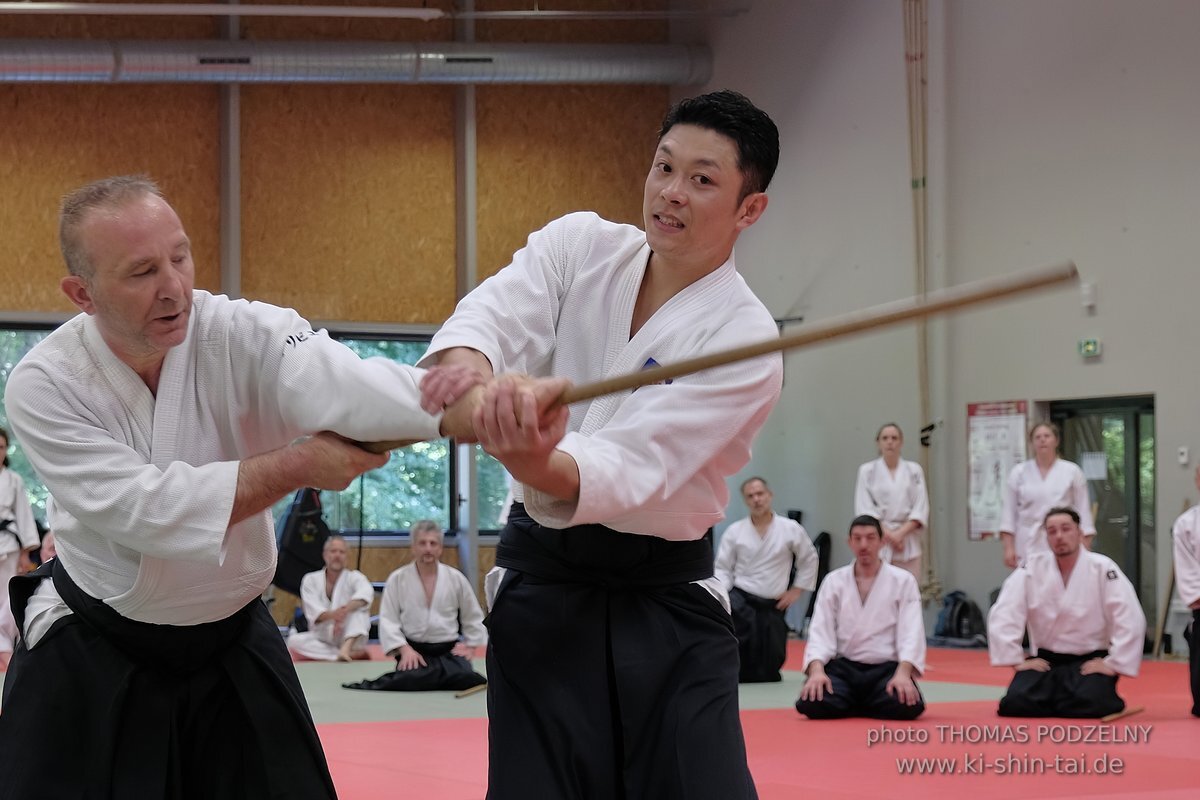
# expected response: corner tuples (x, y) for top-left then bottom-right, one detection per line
(658, 89), (780, 201)
(849, 514), (883, 538)
(740, 476), (769, 494)
(1044, 506), (1080, 526)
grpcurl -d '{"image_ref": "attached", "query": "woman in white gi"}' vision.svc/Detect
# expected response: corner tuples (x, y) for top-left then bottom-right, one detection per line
(1171, 465), (1200, 716)
(999, 422), (1096, 568)
(0, 427), (40, 667)
(854, 423), (928, 580)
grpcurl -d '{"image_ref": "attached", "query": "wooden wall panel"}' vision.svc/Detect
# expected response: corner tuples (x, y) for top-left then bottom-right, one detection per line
(0, 85), (222, 312)
(475, 84), (669, 279)
(240, 84), (457, 323)
(0, 0), (217, 39)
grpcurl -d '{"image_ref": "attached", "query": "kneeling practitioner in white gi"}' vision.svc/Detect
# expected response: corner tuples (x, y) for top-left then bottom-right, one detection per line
(288, 535), (373, 662)
(715, 476), (817, 683)
(795, 515), (926, 720)
(343, 520), (487, 692)
(989, 506), (1145, 718)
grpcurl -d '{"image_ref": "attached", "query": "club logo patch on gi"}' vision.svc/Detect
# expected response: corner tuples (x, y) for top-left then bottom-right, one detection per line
(284, 329), (318, 348)
(634, 357), (673, 391)
(1106, 569), (1118, 581)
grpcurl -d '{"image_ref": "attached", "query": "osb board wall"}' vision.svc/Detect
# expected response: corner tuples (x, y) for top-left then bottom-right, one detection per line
(0, 86), (222, 312)
(1, 0), (671, 319)
(239, 84), (457, 323)
(268, 542), (498, 626)
(475, 85), (669, 280)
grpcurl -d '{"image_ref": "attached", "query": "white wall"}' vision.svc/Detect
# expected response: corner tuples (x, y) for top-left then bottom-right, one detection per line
(680, 0), (1200, 629)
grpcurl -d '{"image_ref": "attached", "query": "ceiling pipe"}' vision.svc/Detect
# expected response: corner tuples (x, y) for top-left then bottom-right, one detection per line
(0, 2), (748, 22)
(0, 39), (710, 83)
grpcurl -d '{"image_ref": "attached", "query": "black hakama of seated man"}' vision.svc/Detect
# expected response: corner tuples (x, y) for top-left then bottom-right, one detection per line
(342, 641), (486, 691)
(729, 587), (789, 683)
(794, 657), (926, 720)
(997, 649), (1125, 718)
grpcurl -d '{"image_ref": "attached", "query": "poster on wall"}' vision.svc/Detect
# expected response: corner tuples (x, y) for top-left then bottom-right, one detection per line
(967, 400), (1027, 540)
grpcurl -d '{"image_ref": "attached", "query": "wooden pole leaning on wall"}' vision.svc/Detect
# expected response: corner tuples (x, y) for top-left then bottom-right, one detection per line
(367, 260), (1079, 453)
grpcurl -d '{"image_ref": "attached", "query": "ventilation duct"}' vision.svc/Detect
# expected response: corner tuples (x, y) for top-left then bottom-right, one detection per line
(0, 39), (710, 84)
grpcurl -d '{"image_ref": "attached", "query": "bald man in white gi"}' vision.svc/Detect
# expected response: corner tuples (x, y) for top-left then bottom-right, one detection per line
(715, 476), (817, 683)
(288, 535), (373, 662)
(343, 520), (487, 692)
(795, 515), (926, 720)
(989, 506), (1145, 717)
(1170, 466), (1200, 716)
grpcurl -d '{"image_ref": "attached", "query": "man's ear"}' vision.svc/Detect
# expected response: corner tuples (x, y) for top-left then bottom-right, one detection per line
(735, 192), (769, 231)
(61, 274), (97, 314)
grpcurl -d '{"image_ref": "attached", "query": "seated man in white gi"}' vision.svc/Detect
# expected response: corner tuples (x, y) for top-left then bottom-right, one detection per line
(715, 476), (817, 682)
(989, 506), (1145, 718)
(287, 535), (373, 662)
(343, 520), (486, 691)
(795, 515), (926, 720)
(1173, 465), (1200, 716)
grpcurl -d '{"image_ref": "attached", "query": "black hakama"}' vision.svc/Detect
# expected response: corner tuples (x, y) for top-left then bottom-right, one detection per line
(0, 559), (336, 800)
(997, 648), (1125, 718)
(794, 657), (926, 720)
(729, 586), (788, 683)
(484, 505), (757, 800)
(342, 640), (486, 692)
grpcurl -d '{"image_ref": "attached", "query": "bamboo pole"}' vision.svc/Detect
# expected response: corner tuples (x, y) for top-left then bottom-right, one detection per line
(365, 260), (1077, 453)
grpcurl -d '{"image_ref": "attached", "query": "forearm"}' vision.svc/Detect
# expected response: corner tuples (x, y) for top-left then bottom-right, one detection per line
(231, 445), (311, 526)
(508, 449), (580, 502)
(433, 347), (494, 378)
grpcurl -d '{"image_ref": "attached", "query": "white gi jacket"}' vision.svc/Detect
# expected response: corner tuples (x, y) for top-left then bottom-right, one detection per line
(987, 549), (1145, 676)
(0, 466), (39, 556)
(853, 458), (929, 563)
(802, 562), (926, 675)
(1000, 458), (1096, 564)
(299, 568), (374, 643)
(4, 291), (442, 636)
(714, 514), (818, 599)
(420, 212), (783, 540)
(1174, 505), (1200, 608)
(378, 562), (487, 656)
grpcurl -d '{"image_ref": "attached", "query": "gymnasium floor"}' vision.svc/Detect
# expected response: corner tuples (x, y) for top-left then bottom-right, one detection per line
(303, 640), (1199, 799)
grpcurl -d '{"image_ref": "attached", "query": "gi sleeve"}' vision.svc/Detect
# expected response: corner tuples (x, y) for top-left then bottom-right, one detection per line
(987, 569), (1030, 666)
(1174, 508), (1200, 607)
(802, 578), (840, 671)
(418, 215), (572, 376)
(853, 463), (877, 518)
(453, 570), (488, 647)
(895, 572), (927, 675)
(907, 463), (930, 528)
(349, 571), (375, 606)
(790, 523), (819, 592)
(299, 571), (330, 629)
(378, 570), (408, 656)
(999, 464), (1021, 535)
(1101, 566), (1146, 677)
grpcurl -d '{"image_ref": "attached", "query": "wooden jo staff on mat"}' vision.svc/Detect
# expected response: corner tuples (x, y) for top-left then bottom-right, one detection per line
(368, 260), (1078, 454)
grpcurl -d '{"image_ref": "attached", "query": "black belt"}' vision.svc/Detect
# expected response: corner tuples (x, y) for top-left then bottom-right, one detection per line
(496, 503), (713, 587)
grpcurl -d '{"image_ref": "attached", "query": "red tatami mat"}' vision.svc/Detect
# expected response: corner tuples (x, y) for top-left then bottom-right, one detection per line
(320, 646), (1199, 799)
